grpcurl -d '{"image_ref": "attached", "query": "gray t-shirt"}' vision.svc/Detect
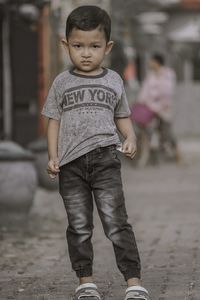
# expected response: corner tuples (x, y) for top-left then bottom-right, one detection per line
(42, 68), (131, 167)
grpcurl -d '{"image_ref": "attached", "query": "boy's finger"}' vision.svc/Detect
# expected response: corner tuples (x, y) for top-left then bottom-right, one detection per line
(48, 161), (60, 173)
(131, 151), (137, 159)
(48, 161), (55, 170)
(132, 147), (137, 155)
(46, 168), (58, 178)
(123, 142), (130, 153)
(46, 167), (55, 174)
(125, 147), (136, 159)
(51, 167), (60, 173)
(49, 173), (57, 179)
(47, 171), (57, 179)
(53, 160), (60, 171)
(124, 145), (132, 155)
(54, 164), (60, 171)
(128, 144), (133, 154)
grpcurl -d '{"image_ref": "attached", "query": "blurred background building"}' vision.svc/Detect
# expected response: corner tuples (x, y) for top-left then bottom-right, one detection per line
(0, 0), (200, 145)
(0, 0), (62, 144)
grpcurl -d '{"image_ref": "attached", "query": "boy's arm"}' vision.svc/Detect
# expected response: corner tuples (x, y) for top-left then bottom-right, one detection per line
(115, 117), (137, 159)
(46, 118), (60, 178)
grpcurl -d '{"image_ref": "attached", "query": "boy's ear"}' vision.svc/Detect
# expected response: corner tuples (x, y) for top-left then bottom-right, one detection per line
(105, 41), (114, 55)
(61, 39), (69, 52)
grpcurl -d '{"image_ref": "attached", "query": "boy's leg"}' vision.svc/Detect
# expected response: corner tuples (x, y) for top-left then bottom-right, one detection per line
(91, 146), (141, 284)
(59, 159), (94, 281)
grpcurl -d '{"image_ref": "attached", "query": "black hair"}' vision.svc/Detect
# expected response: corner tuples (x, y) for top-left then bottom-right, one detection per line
(151, 53), (165, 66)
(65, 5), (111, 42)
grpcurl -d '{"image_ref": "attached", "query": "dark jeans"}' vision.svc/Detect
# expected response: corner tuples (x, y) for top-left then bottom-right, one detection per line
(59, 145), (141, 281)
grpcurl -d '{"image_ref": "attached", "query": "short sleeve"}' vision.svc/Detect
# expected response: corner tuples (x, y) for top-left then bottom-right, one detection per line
(114, 84), (131, 118)
(41, 83), (62, 120)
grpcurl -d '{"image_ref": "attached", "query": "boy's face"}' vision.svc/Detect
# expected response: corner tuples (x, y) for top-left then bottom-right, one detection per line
(62, 26), (113, 75)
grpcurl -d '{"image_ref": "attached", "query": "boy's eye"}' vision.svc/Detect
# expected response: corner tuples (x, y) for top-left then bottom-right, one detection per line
(73, 44), (81, 48)
(93, 45), (101, 48)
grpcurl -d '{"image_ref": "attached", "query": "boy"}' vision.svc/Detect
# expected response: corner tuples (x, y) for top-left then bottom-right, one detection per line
(42, 6), (151, 300)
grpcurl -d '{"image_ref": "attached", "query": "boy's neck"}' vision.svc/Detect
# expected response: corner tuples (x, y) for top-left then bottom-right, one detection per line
(73, 66), (104, 77)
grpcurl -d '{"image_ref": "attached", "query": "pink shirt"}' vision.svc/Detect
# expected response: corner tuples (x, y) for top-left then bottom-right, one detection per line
(137, 67), (176, 121)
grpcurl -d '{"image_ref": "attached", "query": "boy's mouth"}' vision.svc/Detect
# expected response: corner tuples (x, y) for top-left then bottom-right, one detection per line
(81, 61), (92, 65)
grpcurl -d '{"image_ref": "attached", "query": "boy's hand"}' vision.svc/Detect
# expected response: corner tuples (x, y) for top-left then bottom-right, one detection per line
(47, 158), (60, 179)
(122, 137), (137, 159)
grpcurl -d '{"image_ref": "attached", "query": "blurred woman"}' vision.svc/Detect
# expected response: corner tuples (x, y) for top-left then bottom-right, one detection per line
(137, 53), (181, 163)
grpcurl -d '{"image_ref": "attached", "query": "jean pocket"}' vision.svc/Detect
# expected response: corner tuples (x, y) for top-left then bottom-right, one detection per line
(109, 147), (120, 161)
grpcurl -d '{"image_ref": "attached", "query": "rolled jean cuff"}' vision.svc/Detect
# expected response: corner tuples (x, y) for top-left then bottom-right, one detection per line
(123, 269), (141, 281)
(75, 266), (93, 278)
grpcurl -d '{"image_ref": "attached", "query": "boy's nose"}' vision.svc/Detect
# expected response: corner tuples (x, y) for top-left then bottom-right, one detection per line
(82, 48), (91, 58)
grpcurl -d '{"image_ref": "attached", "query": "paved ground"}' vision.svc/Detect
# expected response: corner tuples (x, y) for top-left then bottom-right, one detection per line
(0, 142), (200, 300)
